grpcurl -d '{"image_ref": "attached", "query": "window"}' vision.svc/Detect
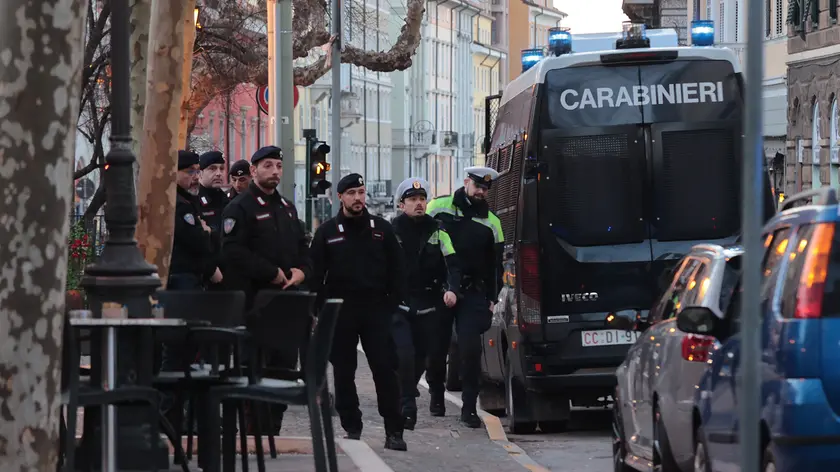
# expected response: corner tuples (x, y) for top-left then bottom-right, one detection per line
(707, 0), (712, 22)
(719, 1), (726, 42)
(780, 224), (816, 318)
(680, 261), (711, 308)
(814, 102), (822, 189)
(735, 0), (740, 42)
(766, 0), (772, 37)
(761, 227), (793, 300)
(775, 0), (784, 35)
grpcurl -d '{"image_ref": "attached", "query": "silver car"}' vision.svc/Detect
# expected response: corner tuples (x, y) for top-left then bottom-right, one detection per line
(611, 244), (742, 472)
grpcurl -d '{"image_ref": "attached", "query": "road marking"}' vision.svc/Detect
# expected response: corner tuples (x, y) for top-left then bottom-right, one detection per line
(356, 343), (547, 472)
(338, 438), (395, 472)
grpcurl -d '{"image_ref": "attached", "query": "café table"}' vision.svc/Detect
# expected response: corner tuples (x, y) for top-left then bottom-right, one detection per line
(69, 318), (191, 472)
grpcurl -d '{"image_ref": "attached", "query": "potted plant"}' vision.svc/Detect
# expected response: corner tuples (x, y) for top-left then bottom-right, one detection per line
(66, 221), (94, 310)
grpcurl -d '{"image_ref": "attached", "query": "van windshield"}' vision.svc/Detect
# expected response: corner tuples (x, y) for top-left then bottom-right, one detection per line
(537, 59), (743, 247)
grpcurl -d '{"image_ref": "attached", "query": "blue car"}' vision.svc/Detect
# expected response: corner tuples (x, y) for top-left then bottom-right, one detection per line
(676, 188), (840, 471)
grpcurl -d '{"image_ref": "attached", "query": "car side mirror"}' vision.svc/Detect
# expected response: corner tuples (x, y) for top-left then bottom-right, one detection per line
(605, 312), (635, 331)
(676, 306), (718, 335)
(524, 160), (548, 179)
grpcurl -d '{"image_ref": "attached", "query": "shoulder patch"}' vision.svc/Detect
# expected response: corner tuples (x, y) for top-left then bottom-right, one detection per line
(223, 218), (236, 234)
(183, 213), (195, 225)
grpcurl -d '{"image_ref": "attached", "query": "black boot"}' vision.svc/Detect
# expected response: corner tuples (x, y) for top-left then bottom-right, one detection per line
(384, 431), (407, 451)
(460, 409), (481, 429)
(345, 429), (362, 440)
(403, 413), (417, 431)
(429, 391), (445, 417)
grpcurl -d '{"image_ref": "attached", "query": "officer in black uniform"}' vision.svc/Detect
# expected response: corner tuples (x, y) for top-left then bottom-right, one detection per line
(198, 151), (229, 290)
(426, 166), (504, 428)
(221, 145), (312, 432)
(162, 151), (220, 373)
(309, 173), (408, 451)
(227, 159), (252, 200)
(170, 150), (220, 290)
(390, 177), (461, 430)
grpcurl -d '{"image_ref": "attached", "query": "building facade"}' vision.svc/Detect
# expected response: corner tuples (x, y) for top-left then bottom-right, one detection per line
(473, 10), (507, 167)
(786, 0), (840, 194)
(507, 0), (566, 81)
(624, 0), (689, 44)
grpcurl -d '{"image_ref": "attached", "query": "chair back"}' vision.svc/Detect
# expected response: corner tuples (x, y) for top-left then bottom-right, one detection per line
(156, 290), (246, 327)
(304, 299), (343, 391)
(249, 290), (317, 352)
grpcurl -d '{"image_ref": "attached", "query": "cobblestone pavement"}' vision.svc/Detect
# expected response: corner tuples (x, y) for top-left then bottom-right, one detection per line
(279, 350), (529, 472)
(504, 408), (613, 471)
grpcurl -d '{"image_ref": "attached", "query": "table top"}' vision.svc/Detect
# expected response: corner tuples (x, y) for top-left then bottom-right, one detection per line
(69, 318), (191, 327)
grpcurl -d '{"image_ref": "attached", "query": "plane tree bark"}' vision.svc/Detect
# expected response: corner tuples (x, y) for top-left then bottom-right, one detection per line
(0, 0), (88, 470)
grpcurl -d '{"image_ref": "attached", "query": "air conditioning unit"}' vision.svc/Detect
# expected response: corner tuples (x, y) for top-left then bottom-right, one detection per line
(442, 131), (459, 148)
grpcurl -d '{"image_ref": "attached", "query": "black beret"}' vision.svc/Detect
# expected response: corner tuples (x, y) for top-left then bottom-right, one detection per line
(337, 173), (365, 194)
(251, 145), (283, 165)
(199, 151), (225, 169)
(178, 150), (200, 170)
(229, 159), (251, 177)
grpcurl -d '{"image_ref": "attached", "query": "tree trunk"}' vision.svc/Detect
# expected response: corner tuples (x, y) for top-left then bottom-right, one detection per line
(0, 0), (88, 470)
(136, 0), (187, 285)
(130, 0), (152, 185)
(178, 0), (197, 149)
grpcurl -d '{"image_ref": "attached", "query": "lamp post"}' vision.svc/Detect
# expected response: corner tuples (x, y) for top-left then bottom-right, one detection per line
(79, 0), (165, 468)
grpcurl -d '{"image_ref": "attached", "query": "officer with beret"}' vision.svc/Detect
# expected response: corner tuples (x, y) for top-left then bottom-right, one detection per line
(198, 151), (230, 290)
(309, 173), (408, 451)
(426, 166), (504, 428)
(390, 177), (461, 430)
(220, 145), (312, 431)
(227, 159), (252, 200)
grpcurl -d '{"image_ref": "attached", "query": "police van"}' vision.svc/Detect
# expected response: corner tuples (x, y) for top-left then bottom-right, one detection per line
(476, 22), (776, 433)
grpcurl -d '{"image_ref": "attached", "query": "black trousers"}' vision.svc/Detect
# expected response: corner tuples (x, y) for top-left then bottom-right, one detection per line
(391, 305), (437, 415)
(440, 291), (492, 412)
(330, 300), (403, 435)
(160, 273), (204, 372)
(425, 304), (455, 396)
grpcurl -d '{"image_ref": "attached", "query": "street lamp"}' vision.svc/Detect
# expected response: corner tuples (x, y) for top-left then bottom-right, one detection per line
(80, 0), (165, 469)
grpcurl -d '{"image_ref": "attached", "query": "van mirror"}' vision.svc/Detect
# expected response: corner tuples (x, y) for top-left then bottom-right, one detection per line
(524, 160), (548, 179)
(676, 306), (718, 335)
(605, 312), (635, 331)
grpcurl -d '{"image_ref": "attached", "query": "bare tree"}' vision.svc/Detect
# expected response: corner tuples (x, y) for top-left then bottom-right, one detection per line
(0, 0), (88, 470)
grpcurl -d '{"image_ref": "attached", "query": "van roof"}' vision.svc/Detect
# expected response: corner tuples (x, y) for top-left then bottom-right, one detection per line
(501, 46), (742, 107)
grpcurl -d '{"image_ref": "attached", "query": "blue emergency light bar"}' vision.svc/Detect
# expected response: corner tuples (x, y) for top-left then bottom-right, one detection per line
(690, 20), (715, 46)
(548, 27), (572, 56)
(521, 48), (544, 72)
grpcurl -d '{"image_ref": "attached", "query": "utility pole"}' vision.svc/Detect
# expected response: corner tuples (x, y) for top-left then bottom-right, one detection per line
(330, 0), (342, 214)
(268, 0), (296, 198)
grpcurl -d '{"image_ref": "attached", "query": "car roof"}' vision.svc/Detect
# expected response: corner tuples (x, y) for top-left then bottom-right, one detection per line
(688, 243), (744, 260)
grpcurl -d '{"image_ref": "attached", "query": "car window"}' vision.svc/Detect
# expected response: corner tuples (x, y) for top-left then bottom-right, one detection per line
(681, 261), (711, 307)
(663, 259), (701, 320)
(650, 257), (689, 322)
(719, 256), (741, 313)
(761, 228), (793, 301)
(780, 224), (815, 318)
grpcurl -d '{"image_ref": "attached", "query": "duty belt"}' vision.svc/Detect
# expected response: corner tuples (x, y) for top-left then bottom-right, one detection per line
(461, 276), (486, 293)
(398, 305), (436, 315)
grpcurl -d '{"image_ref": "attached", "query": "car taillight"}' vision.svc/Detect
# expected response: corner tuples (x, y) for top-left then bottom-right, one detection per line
(681, 335), (716, 362)
(518, 243), (542, 326)
(520, 244), (540, 301)
(795, 223), (835, 319)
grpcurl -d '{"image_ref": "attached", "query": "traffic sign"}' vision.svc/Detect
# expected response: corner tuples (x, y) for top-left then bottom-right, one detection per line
(75, 178), (95, 200)
(256, 85), (300, 115)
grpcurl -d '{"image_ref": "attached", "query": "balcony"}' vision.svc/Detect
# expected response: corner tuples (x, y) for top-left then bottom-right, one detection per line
(339, 93), (362, 128)
(441, 131), (459, 148)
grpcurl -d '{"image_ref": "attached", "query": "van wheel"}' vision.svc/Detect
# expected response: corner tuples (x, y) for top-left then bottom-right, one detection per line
(505, 356), (537, 434)
(446, 339), (462, 392)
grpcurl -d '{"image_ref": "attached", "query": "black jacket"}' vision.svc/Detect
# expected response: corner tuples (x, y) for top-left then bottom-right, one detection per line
(170, 186), (215, 279)
(391, 213), (461, 304)
(221, 182), (312, 305)
(310, 208), (406, 312)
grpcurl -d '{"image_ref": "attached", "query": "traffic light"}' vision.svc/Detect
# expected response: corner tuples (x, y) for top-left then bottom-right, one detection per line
(307, 137), (332, 197)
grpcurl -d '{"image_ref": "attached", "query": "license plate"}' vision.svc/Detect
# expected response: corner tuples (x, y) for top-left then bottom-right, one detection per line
(581, 330), (640, 347)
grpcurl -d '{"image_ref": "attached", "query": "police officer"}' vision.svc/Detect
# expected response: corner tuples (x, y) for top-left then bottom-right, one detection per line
(198, 151), (230, 233)
(170, 150), (220, 290)
(227, 159), (252, 200)
(162, 151), (221, 374)
(391, 177), (461, 430)
(426, 166), (504, 428)
(309, 173), (408, 451)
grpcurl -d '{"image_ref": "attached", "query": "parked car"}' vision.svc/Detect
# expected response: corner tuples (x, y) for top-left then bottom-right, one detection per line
(611, 244), (742, 472)
(682, 188), (840, 472)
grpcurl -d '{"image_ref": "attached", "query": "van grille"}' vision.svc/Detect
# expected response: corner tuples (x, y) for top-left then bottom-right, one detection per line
(655, 129), (740, 241)
(543, 131), (647, 246)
